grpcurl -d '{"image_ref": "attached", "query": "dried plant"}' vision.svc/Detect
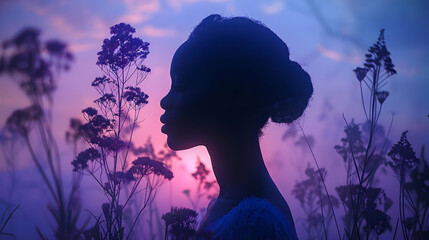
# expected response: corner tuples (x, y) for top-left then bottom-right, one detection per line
(182, 157), (219, 217)
(73, 23), (173, 240)
(0, 27), (83, 239)
(292, 165), (339, 239)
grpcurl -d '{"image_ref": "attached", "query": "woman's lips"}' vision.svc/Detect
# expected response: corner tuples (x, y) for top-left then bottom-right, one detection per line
(161, 124), (168, 133)
(160, 114), (168, 124)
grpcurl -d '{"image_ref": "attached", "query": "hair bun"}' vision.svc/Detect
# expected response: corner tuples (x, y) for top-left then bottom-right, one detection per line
(270, 61), (313, 124)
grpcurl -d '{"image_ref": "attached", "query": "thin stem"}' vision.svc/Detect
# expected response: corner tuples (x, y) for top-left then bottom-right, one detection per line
(298, 123), (341, 240)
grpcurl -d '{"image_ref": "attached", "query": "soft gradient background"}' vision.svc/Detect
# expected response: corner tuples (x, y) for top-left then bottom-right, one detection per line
(1, 0), (428, 239)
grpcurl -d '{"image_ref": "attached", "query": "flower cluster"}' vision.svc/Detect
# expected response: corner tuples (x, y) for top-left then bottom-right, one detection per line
(91, 75), (113, 87)
(364, 29), (396, 76)
(352, 29), (396, 109)
(334, 120), (366, 166)
(107, 171), (134, 185)
(79, 112), (114, 144)
(336, 185), (392, 235)
(94, 93), (116, 106)
(353, 67), (369, 82)
(292, 165), (339, 239)
(127, 157), (173, 180)
(82, 107), (98, 118)
(375, 91), (389, 104)
(96, 23), (149, 70)
(123, 86), (149, 108)
(71, 147), (101, 171)
(388, 131), (419, 177)
(162, 207), (198, 240)
(0, 27), (73, 98)
(98, 137), (127, 152)
(6, 105), (43, 135)
(191, 159), (210, 182)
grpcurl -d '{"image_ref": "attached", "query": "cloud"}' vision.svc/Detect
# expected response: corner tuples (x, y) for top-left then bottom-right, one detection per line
(317, 44), (342, 61)
(167, 0), (199, 9)
(317, 44), (360, 64)
(261, 1), (284, 15)
(69, 42), (97, 53)
(120, 0), (160, 24)
(119, 14), (151, 24)
(139, 25), (177, 38)
(208, 0), (231, 2)
(123, 0), (160, 13)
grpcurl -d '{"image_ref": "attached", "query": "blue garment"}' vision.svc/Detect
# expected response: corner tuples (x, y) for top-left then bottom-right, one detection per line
(199, 197), (298, 240)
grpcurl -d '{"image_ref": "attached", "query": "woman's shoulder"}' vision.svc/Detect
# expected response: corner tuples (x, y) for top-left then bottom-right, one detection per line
(201, 197), (298, 240)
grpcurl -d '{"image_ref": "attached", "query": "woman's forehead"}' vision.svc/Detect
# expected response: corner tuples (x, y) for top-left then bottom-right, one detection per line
(171, 41), (199, 74)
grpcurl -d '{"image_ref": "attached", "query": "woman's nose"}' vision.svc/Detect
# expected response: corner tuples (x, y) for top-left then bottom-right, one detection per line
(160, 91), (171, 110)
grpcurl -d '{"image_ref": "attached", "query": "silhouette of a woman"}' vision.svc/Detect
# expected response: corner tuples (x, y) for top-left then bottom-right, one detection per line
(161, 14), (313, 239)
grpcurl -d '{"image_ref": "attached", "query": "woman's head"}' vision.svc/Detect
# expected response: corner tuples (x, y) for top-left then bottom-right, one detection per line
(161, 14), (313, 150)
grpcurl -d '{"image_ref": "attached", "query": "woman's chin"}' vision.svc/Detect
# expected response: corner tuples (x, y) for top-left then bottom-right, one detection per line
(166, 136), (198, 151)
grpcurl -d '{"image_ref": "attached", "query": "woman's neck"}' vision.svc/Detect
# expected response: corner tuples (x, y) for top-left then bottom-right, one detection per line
(205, 130), (273, 201)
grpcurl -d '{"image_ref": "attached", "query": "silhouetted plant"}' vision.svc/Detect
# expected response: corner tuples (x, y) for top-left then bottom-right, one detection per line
(162, 207), (198, 240)
(403, 145), (429, 239)
(182, 157), (219, 217)
(73, 23), (173, 240)
(126, 137), (180, 240)
(292, 165), (339, 239)
(334, 120), (393, 239)
(331, 29), (397, 239)
(65, 118), (84, 157)
(0, 27), (83, 239)
(387, 132), (425, 239)
(0, 128), (21, 199)
(0, 204), (19, 239)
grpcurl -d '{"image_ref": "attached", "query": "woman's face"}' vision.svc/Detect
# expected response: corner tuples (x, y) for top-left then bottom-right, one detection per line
(160, 41), (219, 150)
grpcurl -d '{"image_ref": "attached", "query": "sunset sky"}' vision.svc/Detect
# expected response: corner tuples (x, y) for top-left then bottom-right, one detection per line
(1, 0), (428, 238)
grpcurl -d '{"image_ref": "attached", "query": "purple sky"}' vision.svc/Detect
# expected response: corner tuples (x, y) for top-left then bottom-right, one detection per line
(1, 0), (428, 238)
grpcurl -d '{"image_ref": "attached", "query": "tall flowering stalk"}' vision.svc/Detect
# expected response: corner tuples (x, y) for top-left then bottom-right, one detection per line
(182, 157), (219, 215)
(162, 207), (198, 240)
(0, 28), (82, 239)
(332, 29), (397, 239)
(73, 23), (173, 239)
(387, 131), (421, 239)
(292, 165), (339, 240)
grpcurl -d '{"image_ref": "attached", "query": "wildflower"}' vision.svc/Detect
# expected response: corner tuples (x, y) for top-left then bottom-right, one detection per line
(98, 137), (127, 152)
(94, 93), (116, 105)
(97, 23), (149, 70)
(123, 86), (149, 107)
(90, 115), (113, 130)
(65, 118), (83, 144)
(353, 67), (368, 82)
(91, 75), (112, 87)
(204, 180), (217, 190)
(108, 171), (134, 184)
(128, 156), (173, 180)
(82, 107), (98, 118)
(363, 209), (392, 235)
(388, 131), (419, 177)
(79, 115), (113, 144)
(6, 105), (43, 135)
(162, 207), (198, 240)
(182, 189), (190, 197)
(364, 29), (396, 76)
(71, 148), (100, 171)
(375, 91), (389, 104)
(45, 40), (67, 55)
(137, 65), (151, 73)
(406, 154), (429, 202)
(102, 203), (111, 222)
(192, 159), (209, 182)
(336, 184), (392, 235)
